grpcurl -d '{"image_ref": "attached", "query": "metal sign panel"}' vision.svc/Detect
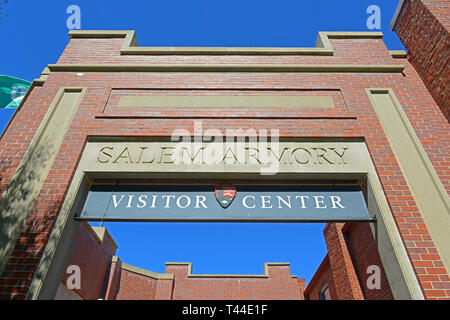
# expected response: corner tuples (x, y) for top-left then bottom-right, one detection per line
(77, 185), (372, 222)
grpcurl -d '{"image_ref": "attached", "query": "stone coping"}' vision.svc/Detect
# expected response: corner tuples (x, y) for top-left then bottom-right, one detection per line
(165, 262), (298, 278)
(119, 260), (174, 280)
(68, 30), (384, 56)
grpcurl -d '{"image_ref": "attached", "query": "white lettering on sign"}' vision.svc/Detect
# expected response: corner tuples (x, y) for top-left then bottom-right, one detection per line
(80, 185), (371, 221)
(108, 193), (345, 210)
(195, 196), (208, 208)
(112, 194), (125, 208)
(242, 195), (256, 209)
(277, 196), (291, 209)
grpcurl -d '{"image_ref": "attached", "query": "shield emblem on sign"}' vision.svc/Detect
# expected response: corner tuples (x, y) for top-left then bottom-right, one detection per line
(215, 183), (236, 208)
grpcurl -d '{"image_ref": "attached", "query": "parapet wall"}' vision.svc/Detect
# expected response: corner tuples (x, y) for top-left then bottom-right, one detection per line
(165, 262), (305, 300)
(56, 30), (399, 66)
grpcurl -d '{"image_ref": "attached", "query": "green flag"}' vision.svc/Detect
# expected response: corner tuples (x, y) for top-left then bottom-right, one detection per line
(0, 75), (31, 109)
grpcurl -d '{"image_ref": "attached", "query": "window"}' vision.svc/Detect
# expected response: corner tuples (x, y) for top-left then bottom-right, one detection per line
(319, 284), (330, 300)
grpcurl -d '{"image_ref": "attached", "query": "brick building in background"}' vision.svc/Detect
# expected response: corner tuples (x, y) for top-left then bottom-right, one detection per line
(56, 222), (391, 300)
(56, 222), (306, 300)
(0, 0), (449, 300)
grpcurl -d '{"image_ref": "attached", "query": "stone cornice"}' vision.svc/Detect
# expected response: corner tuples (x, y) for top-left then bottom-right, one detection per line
(47, 63), (404, 73)
(389, 50), (407, 58)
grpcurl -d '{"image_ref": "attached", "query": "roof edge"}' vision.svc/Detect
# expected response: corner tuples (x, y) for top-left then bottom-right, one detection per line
(47, 63), (405, 73)
(304, 254), (330, 296)
(164, 262), (297, 278)
(391, 0), (406, 30)
(67, 30), (384, 56)
(121, 262), (174, 280)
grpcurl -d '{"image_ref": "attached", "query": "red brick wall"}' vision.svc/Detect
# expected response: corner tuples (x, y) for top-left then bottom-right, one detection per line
(0, 30), (449, 299)
(153, 277), (174, 300)
(323, 223), (364, 300)
(166, 263), (304, 300)
(115, 269), (158, 300)
(297, 278), (306, 295)
(344, 223), (394, 300)
(304, 255), (338, 300)
(60, 222), (117, 300)
(107, 263), (303, 300)
(110, 265), (173, 300)
(104, 258), (122, 300)
(306, 223), (394, 300)
(393, 0), (450, 120)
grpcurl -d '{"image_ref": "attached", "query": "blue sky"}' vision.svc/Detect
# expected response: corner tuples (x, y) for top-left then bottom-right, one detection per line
(0, 0), (404, 283)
